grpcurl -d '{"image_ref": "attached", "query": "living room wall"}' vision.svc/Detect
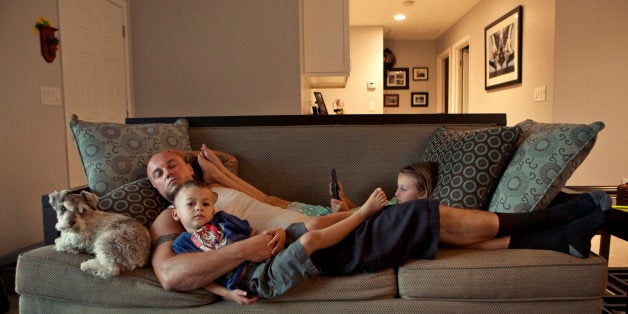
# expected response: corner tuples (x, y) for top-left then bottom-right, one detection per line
(437, 0), (555, 125)
(552, 0), (628, 186)
(130, 0), (302, 117)
(436, 0), (628, 186)
(0, 0), (68, 257)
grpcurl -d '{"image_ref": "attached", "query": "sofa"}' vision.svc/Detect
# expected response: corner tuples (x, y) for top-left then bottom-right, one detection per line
(16, 114), (608, 313)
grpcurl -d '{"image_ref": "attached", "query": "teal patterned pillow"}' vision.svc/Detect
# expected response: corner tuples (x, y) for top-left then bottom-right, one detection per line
(421, 126), (522, 209)
(488, 120), (604, 213)
(70, 115), (191, 195)
(98, 177), (170, 227)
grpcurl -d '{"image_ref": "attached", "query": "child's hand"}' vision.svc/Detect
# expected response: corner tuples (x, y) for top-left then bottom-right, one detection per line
(263, 228), (286, 255)
(225, 289), (258, 305)
(330, 198), (350, 212)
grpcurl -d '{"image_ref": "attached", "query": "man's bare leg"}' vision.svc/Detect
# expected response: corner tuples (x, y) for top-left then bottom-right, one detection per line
(438, 206), (500, 246)
(300, 188), (388, 255)
(439, 190), (610, 248)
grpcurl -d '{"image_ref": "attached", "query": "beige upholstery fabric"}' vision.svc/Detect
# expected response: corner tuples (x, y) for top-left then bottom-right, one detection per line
(398, 248), (607, 300)
(17, 246), (396, 308)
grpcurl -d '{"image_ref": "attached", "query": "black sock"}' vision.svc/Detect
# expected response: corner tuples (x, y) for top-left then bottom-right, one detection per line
(508, 209), (607, 258)
(496, 190), (609, 237)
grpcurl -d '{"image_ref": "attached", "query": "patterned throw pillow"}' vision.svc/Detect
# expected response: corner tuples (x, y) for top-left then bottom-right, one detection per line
(98, 177), (170, 228)
(69, 115), (191, 195)
(421, 126), (522, 209)
(488, 120), (605, 213)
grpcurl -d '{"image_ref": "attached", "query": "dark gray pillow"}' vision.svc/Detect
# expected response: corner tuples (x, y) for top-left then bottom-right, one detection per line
(97, 177), (170, 228)
(421, 126), (522, 209)
(69, 116), (191, 195)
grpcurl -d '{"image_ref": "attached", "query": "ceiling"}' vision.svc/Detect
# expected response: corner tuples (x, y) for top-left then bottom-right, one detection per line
(350, 0), (481, 40)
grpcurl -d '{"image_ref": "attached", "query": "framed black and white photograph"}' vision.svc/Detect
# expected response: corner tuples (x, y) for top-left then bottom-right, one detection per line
(412, 67), (428, 81)
(484, 5), (523, 90)
(384, 68), (409, 89)
(411, 92), (428, 107)
(383, 94), (399, 107)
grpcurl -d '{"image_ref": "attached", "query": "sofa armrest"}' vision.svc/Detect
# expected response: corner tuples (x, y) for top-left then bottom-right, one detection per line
(42, 186), (90, 245)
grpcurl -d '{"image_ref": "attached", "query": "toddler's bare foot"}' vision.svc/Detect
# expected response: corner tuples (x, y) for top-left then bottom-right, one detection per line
(357, 188), (387, 218)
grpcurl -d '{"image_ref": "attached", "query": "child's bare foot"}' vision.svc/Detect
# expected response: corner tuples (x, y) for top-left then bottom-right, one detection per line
(357, 188), (387, 218)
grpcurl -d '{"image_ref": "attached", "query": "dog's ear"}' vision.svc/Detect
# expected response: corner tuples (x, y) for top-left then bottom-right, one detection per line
(80, 191), (99, 210)
(49, 190), (69, 211)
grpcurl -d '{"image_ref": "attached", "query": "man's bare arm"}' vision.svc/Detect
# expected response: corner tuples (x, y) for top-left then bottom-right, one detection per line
(150, 209), (273, 291)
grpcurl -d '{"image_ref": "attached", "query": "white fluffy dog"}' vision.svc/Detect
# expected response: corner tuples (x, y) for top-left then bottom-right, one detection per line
(49, 190), (151, 278)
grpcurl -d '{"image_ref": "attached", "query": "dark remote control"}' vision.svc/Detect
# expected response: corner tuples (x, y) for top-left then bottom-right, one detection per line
(331, 168), (340, 199)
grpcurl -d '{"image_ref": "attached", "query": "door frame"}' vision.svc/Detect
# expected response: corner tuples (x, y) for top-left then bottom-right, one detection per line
(450, 35), (470, 114)
(58, 0), (133, 187)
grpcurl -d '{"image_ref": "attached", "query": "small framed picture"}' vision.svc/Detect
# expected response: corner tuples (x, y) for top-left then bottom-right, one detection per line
(412, 67), (428, 81)
(411, 92), (428, 107)
(383, 94), (399, 107)
(384, 68), (409, 89)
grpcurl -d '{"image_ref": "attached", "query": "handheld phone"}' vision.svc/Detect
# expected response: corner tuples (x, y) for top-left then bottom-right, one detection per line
(331, 168), (340, 200)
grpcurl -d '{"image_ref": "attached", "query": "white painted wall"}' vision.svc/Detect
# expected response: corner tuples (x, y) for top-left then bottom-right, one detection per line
(0, 0), (68, 256)
(310, 26), (384, 114)
(130, 0), (302, 117)
(383, 39), (438, 114)
(437, 0), (556, 125)
(553, 0), (628, 186)
(437, 0), (628, 186)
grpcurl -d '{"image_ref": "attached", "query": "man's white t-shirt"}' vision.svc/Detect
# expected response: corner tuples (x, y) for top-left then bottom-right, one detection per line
(211, 186), (309, 231)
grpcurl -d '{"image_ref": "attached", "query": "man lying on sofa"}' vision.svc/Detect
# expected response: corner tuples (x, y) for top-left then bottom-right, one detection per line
(146, 146), (610, 294)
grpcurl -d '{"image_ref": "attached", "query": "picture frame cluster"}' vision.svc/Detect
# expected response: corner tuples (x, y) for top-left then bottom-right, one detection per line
(384, 65), (429, 108)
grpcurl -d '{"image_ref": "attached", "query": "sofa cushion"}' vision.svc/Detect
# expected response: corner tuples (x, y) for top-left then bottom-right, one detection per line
(16, 246), (397, 308)
(97, 177), (170, 228)
(488, 120), (604, 213)
(421, 126), (522, 209)
(69, 116), (191, 195)
(397, 248), (607, 300)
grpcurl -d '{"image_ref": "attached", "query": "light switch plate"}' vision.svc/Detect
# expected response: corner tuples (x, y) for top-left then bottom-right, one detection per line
(533, 86), (546, 102)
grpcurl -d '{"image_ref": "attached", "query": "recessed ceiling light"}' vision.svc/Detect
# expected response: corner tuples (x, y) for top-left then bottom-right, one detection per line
(394, 14), (406, 21)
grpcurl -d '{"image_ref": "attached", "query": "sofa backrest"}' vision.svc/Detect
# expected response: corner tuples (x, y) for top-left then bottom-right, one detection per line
(127, 114), (506, 206)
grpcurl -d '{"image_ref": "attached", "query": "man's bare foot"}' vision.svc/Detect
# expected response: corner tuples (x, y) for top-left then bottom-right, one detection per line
(357, 188), (387, 218)
(197, 153), (228, 184)
(200, 144), (224, 166)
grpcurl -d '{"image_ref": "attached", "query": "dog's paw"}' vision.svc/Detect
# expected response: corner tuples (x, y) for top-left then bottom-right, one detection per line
(80, 259), (119, 278)
(54, 243), (80, 254)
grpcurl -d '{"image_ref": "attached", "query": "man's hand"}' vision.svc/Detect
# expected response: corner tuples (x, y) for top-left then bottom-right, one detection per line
(245, 233), (275, 262)
(262, 228), (286, 255)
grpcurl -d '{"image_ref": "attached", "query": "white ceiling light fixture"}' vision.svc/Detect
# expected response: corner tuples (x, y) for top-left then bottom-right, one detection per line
(394, 14), (406, 21)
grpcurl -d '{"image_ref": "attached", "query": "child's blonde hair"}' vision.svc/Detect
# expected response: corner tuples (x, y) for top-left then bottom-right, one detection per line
(399, 162), (437, 198)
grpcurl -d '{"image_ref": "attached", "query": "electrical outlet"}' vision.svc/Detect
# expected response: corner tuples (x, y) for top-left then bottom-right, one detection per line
(41, 86), (62, 105)
(369, 102), (375, 112)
